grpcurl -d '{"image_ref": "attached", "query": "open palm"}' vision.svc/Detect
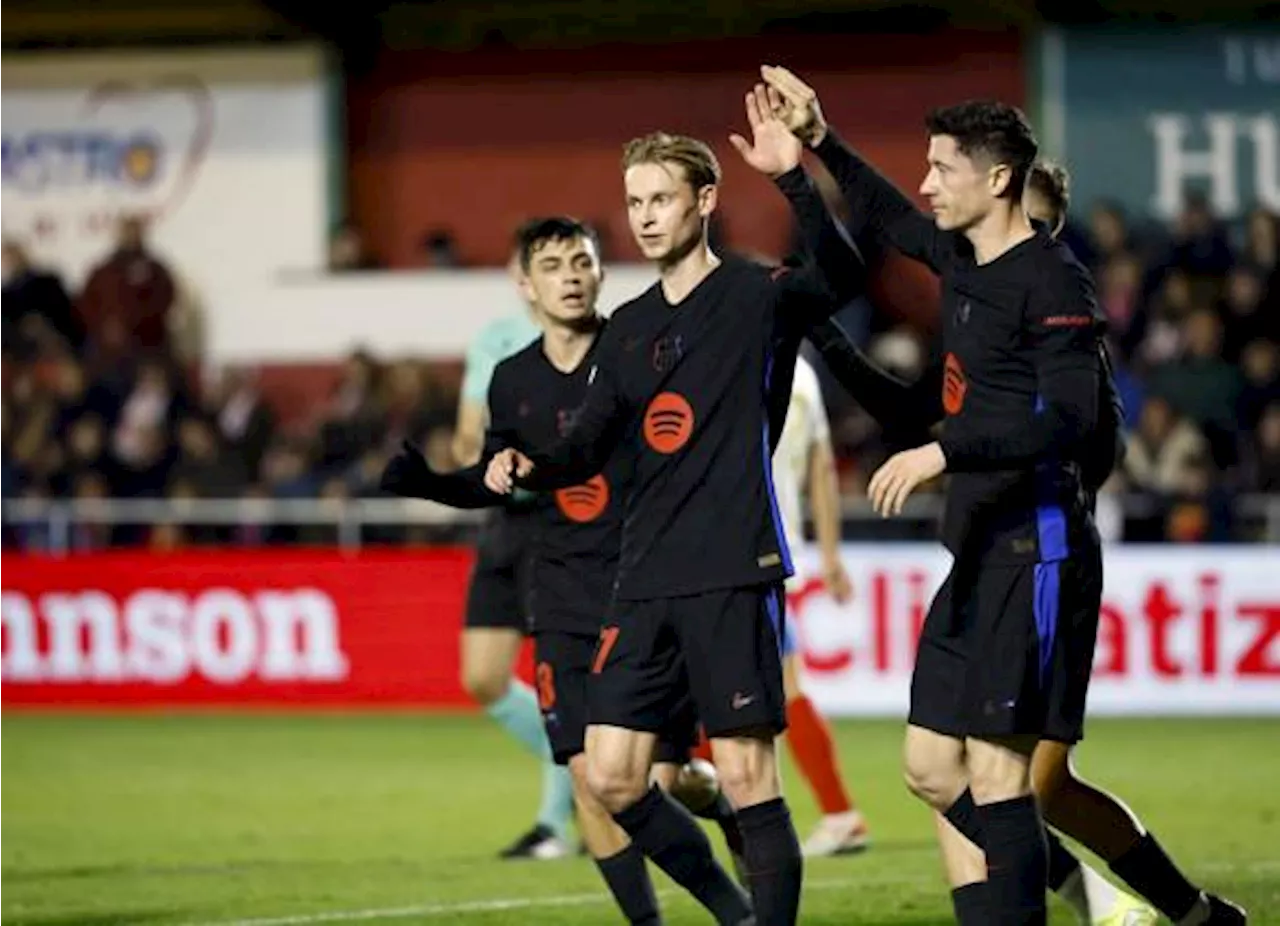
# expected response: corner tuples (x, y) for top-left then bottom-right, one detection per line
(730, 84), (803, 178)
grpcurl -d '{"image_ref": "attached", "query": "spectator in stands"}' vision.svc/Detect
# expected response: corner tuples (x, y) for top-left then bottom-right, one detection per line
(1146, 307), (1243, 463)
(1125, 396), (1209, 497)
(205, 366), (276, 477)
(1239, 339), (1280, 434)
(318, 349), (384, 468)
(1243, 206), (1277, 270)
(171, 415), (247, 497)
(2, 239), (81, 358)
(328, 222), (381, 272)
(111, 356), (185, 468)
(420, 230), (461, 268)
(78, 215), (177, 354)
(1086, 200), (1130, 270)
(1168, 192), (1234, 277)
(1124, 267), (1194, 367)
(1219, 265), (1274, 361)
(1241, 402), (1280, 494)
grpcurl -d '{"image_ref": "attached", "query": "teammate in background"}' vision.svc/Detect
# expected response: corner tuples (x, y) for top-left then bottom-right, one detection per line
(383, 217), (750, 924)
(768, 355), (870, 856)
(763, 66), (1245, 926)
(486, 92), (864, 926)
(449, 246), (575, 860)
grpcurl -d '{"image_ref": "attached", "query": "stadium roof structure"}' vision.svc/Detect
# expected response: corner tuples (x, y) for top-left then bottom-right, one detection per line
(3, 0), (1276, 52)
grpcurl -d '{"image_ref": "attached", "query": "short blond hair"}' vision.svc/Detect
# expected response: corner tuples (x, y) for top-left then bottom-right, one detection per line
(621, 132), (721, 191)
(1026, 160), (1070, 234)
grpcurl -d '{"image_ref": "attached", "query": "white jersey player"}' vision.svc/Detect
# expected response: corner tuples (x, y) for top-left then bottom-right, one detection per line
(769, 355), (871, 857)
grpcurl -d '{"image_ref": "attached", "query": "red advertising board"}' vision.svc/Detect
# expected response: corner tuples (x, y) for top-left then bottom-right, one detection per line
(0, 549), (518, 709)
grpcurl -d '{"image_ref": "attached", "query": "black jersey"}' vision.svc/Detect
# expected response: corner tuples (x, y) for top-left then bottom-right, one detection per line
(810, 131), (1115, 563)
(391, 326), (626, 635)
(514, 168), (864, 599)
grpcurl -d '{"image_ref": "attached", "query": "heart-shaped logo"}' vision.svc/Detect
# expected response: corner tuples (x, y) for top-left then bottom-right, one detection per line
(80, 76), (215, 219)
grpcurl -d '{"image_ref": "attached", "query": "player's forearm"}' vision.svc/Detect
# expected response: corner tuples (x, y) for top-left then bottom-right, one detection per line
(773, 166), (865, 308)
(420, 465), (505, 509)
(810, 131), (940, 267)
(516, 443), (608, 492)
(940, 368), (1099, 472)
(809, 319), (943, 436)
(809, 446), (843, 563)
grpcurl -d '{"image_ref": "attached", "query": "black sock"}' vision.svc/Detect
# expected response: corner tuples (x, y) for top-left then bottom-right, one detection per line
(1045, 830), (1082, 892)
(613, 786), (752, 926)
(1109, 833), (1202, 921)
(951, 882), (990, 926)
(977, 795), (1048, 926)
(691, 792), (747, 863)
(736, 798), (804, 926)
(944, 787), (986, 846)
(595, 844), (662, 925)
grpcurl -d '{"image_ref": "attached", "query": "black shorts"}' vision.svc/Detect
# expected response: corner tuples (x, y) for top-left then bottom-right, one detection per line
(909, 542), (1102, 744)
(534, 630), (697, 766)
(463, 512), (533, 632)
(590, 584), (788, 740)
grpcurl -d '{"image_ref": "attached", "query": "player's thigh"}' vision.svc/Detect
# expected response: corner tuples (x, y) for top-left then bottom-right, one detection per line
(908, 568), (968, 739)
(533, 631), (597, 766)
(459, 627), (523, 703)
(1031, 738), (1074, 809)
(588, 599), (685, 736)
(1041, 544), (1104, 746)
(674, 584), (787, 739)
(710, 733), (780, 807)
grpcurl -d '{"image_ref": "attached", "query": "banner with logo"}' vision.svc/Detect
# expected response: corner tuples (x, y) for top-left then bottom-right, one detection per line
(3, 545), (1278, 713)
(789, 544), (1280, 717)
(0, 549), (486, 708)
(1, 47), (328, 296)
(1038, 26), (1280, 220)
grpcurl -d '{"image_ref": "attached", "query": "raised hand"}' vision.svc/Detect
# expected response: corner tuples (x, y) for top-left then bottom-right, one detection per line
(484, 447), (534, 494)
(760, 65), (828, 147)
(729, 83), (803, 178)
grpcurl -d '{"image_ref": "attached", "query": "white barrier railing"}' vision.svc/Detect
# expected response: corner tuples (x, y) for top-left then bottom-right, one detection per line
(3, 494), (1278, 555)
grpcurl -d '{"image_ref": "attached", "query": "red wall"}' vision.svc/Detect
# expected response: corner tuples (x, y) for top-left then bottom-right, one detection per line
(346, 31), (1024, 328)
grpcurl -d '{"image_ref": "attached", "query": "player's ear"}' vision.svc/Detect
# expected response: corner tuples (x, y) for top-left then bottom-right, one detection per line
(517, 271), (536, 303)
(697, 183), (718, 218)
(988, 162), (1013, 199)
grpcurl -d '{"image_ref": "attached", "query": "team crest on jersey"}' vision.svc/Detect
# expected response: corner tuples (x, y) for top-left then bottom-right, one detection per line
(652, 335), (686, 373)
(556, 407), (582, 437)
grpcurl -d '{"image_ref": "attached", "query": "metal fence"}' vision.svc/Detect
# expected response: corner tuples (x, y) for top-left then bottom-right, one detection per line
(4, 493), (1279, 556)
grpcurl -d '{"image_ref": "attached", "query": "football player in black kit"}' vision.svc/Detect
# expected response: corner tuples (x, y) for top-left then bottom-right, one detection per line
(484, 89), (864, 926)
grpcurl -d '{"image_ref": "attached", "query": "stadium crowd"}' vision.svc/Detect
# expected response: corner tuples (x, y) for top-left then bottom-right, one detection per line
(3, 195), (1279, 550)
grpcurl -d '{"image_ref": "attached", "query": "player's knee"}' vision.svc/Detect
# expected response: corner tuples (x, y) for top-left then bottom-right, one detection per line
(712, 735), (778, 807)
(903, 750), (965, 809)
(967, 736), (1035, 805)
(569, 756), (612, 818)
(586, 753), (648, 815)
(460, 665), (508, 706)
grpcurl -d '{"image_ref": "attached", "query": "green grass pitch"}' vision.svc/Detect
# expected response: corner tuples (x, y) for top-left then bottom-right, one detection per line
(3, 714), (1278, 925)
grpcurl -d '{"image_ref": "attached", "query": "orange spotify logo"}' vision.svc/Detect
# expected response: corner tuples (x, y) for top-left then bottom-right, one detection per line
(555, 474), (610, 523)
(942, 352), (967, 416)
(643, 392), (694, 454)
